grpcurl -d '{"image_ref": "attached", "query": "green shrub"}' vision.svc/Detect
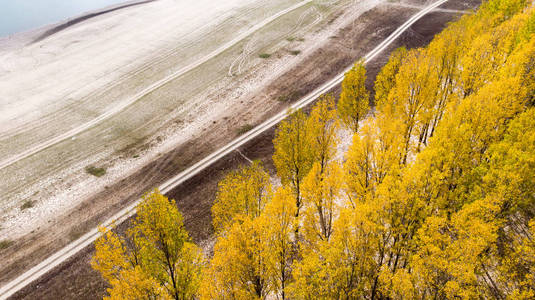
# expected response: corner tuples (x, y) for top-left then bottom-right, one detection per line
(277, 90), (301, 102)
(237, 124), (254, 135)
(21, 200), (35, 210)
(69, 227), (84, 241)
(86, 166), (106, 177)
(289, 50), (301, 55)
(259, 53), (271, 59)
(0, 240), (13, 250)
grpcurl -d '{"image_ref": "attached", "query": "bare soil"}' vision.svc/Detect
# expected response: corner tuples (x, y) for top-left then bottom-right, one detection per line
(6, 1), (480, 299)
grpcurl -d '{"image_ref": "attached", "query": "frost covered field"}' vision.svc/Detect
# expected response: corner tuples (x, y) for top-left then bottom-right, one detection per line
(0, 0), (381, 239)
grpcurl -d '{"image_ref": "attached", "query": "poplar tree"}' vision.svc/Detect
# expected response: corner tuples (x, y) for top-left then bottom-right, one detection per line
(200, 218), (269, 300)
(211, 161), (272, 234)
(374, 47), (407, 107)
(338, 61), (369, 132)
(273, 109), (315, 234)
(307, 93), (339, 173)
(92, 190), (203, 300)
(301, 161), (343, 247)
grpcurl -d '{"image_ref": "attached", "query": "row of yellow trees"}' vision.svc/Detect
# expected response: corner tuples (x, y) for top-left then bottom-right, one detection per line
(92, 0), (535, 298)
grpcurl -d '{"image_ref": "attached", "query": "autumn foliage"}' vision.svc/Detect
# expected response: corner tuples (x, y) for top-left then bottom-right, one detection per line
(92, 191), (203, 299)
(93, 0), (535, 299)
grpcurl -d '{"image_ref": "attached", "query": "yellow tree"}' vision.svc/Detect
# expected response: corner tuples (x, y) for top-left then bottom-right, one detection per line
(481, 109), (535, 298)
(379, 48), (439, 164)
(362, 168), (431, 299)
(459, 7), (530, 98)
(344, 129), (374, 205)
(368, 116), (404, 182)
(200, 218), (269, 300)
(416, 74), (527, 213)
(203, 188), (296, 300)
(289, 204), (380, 299)
(338, 61), (369, 132)
(273, 109), (315, 232)
(306, 93), (339, 173)
(409, 198), (500, 299)
(374, 47), (407, 107)
(344, 123), (378, 206)
(102, 266), (169, 300)
(498, 37), (535, 106)
(481, 108), (535, 219)
(481, 0), (528, 20)
(259, 187), (297, 299)
(211, 161), (272, 234)
(92, 190), (204, 300)
(426, 21), (465, 139)
(301, 161), (343, 248)
(498, 220), (535, 299)
(344, 117), (403, 206)
(386, 50), (535, 299)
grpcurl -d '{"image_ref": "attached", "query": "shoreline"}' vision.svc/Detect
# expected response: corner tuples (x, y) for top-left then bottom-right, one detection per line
(0, 0), (154, 51)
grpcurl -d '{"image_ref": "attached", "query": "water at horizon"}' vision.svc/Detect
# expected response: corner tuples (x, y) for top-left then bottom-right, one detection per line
(0, 0), (128, 37)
